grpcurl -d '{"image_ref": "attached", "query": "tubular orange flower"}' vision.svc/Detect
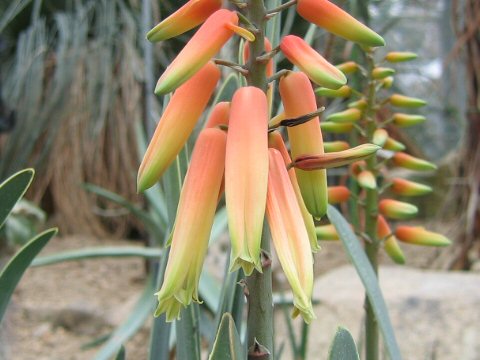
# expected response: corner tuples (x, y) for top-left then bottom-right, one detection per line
(280, 71), (327, 218)
(280, 35), (346, 89)
(391, 178), (432, 197)
(357, 170), (377, 190)
(372, 128), (388, 147)
(315, 224), (339, 240)
(243, 37), (274, 77)
(389, 94), (426, 108)
(296, 0), (385, 47)
(379, 199), (418, 220)
(377, 215), (405, 264)
(327, 186), (350, 204)
(384, 51), (417, 63)
(269, 131), (319, 252)
(147, 0), (222, 42)
(324, 141), (350, 152)
(393, 152), (437, 171)
(326, 108), (362, 123)
(266, 148), (315, 323)
(155, 9), (250, 94)
(292, 144), (380, 170)
(154, 128), (226, 321)
(138, 62), (220, 191)
(395, 226), (451, 247)
(393, 113), (426, 127)
(226, 87), (268, 275)
(204, 101), (230, 128)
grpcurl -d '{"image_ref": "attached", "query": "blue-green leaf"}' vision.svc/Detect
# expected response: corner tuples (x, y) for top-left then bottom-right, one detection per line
(0, 168), (34, 229)
(209, 313), (245, 360)
(328, 326), (360, 360)
(115, 345), (126, 360)
(0, 227), (57, 324)
(176, 303), (201, 360)
(31, 247), (162, 267)
(327, 205), (401, 360)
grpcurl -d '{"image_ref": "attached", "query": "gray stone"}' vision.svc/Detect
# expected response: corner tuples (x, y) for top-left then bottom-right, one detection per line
(275, 266), (480, 360)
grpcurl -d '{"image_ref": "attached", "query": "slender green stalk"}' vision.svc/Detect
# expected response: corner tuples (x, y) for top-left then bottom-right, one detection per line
(243, 1), (273, 357)
(363, 50), (380, 360)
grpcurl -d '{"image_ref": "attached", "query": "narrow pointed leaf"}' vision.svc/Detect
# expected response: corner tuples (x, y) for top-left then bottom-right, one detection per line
(209, 313), (245, 360)
(0, 168), (34, 228)
(328, 327), (360, 360)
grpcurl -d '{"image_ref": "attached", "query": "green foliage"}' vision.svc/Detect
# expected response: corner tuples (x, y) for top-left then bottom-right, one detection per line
(328, 327), (360, 360)
(209, 313), (245, 360)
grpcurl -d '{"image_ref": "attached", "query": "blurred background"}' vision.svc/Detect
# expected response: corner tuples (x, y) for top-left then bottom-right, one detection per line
(0, 0), (479, 359)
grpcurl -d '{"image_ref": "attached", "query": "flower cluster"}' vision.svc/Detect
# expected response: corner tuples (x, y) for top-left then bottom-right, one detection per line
(138, 0), (384, 322)
(315, 50), (451, 262)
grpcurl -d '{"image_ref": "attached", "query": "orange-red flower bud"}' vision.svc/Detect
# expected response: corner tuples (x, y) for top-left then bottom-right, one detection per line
(377, 215), (405, 264)
(389, 94), (426, 108)
(226, 87), (269, 275)
(154, 128), (226, 321)
(392, 152), (437, 171)
(280, 35), (347, 89)
(396, 226), (451, 247)
(138, 62), (220, 191)
(155, 10), (242, 94)
(296, 0), (385, 47)
(280, 72), (328, 218)
(204, 101), (230, 128)
(391, 178), (432, 197)
(147, 0), (222, 42)
(266, 149), (316, 322)
(327, 186), (350, 204)
(326, 108), (362, 123)
(292, 144), (380, 170)
(393, 113), (426, 127)
(379, 199), (418, 220)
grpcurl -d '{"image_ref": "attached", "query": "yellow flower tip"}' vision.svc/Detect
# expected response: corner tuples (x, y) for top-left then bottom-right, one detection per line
(336, 61), (358, 75)
(296, 0), (385, 47)
(280, 35), (347, 89)
(348, 99), (368, 110)
(383, 137), (406, 151)
(316, 85), (352, 98)
(385, 51), (418, 63)
(154, 128), (227, 321)
(390, 94), (427, 108)
(393, 152), (437, 171)
(327, 186), (350, 204)
(146, 0), (222, 42)
(292, 302), (316, 324)
(393, 113), (426, 128)
(379, 199), (418, 220)
(226, 87), (269, 276)
(372, 128), (388, 147)
(372, 67), (395, 79)
(326, 108), (362, 123)
(267, 148), (315, 322)
(324, 141), (350, 152)
(357, 170), (377, 189)
(395, 226), (451, 247)
(381, 76), (394, 89)
(377, 215), (405, 264)
(391, 178), (432, 197)
(293, 144), (380, 170)
(154, 9), (238, 94)
(138, 61), (220, 191)
(320, 122), (354, 134)
(226, 23), (256, 42)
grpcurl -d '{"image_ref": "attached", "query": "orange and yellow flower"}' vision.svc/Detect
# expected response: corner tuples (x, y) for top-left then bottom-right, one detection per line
(226, 87), (269, 275)
(395, 226), (451, 247)
(377, 215), (405, 264)
(138, 61), (220, 191)
(154, 128), (226, 321)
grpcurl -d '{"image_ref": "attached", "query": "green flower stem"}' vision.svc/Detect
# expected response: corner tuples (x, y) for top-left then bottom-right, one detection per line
(363, 50), (380, 360)
(244, 0), (274, 358)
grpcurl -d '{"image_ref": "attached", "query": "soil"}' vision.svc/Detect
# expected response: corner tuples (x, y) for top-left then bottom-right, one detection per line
(1, 234), (443, 360)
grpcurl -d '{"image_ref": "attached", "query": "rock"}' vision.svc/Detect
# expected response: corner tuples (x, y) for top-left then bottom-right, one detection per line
(275, 266), (480, 360)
